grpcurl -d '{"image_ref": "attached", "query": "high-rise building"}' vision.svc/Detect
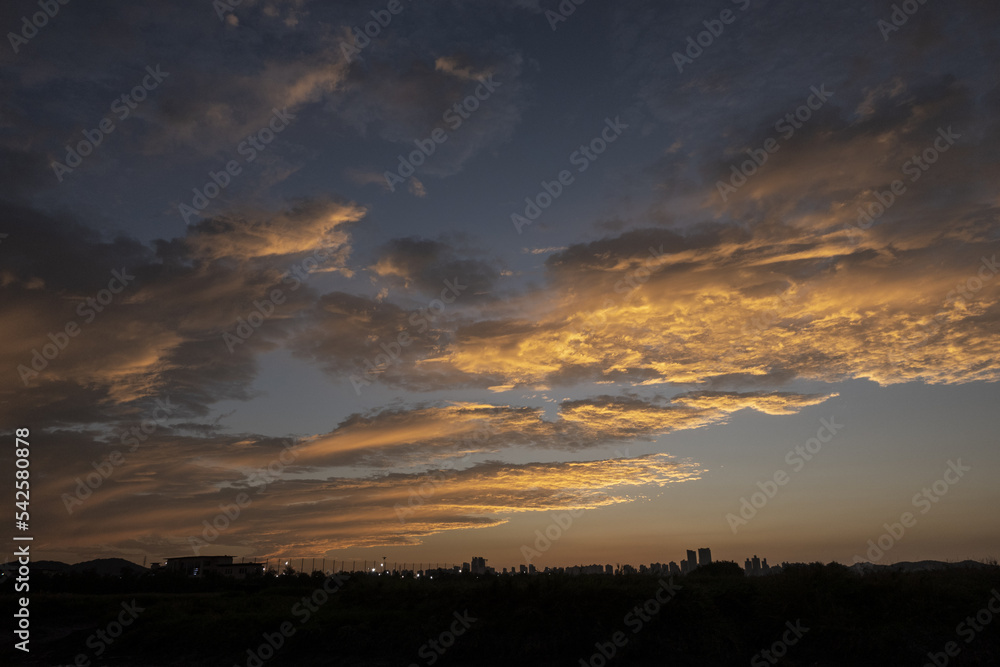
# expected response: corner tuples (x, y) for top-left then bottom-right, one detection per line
(751, 555), (761, 575)
(744, 558), (753, 574)
(686, 550), (697, 567)
(471, 556), (486, 575)
(698, 548), (712, 566)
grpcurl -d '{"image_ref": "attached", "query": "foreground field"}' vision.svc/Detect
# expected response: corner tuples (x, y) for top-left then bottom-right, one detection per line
(3, 562), (999, 666)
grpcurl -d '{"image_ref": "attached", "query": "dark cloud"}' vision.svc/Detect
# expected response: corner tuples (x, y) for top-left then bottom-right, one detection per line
(371, 236), (501, 298)
(1, 197), (359, 426)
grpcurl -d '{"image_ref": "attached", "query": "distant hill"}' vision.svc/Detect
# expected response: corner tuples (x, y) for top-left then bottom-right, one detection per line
(1, 557), (147, 576)
(848, 559), (990, 573)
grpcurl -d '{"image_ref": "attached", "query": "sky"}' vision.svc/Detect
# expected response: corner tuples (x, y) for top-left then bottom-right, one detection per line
(1, 0), (998, 571)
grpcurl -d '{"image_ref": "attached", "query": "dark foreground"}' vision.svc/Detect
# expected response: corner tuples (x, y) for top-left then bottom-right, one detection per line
(3, 562), (1000, 666)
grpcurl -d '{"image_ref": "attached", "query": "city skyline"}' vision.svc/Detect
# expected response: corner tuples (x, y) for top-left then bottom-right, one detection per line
(30, 544), (991, 577)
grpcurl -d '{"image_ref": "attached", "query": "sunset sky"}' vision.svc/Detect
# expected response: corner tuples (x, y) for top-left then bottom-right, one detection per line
(2, 0), (998, 571)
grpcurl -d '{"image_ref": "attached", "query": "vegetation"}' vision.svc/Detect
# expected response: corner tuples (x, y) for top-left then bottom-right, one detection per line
(2, 562), (999, 666)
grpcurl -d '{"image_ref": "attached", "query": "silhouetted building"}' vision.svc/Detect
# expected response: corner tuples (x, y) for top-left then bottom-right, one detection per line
(164, 555), (263, 579)
(698, 548), (712, 566)
(471, 556), (486, 575)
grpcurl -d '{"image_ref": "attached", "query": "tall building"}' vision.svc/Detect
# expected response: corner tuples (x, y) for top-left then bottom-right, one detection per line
(751, 555), (761, 575)
(744, 558), (753, 574)
(698, 548), (712, 567)
(471, 556), (486, 575)
(686, 550), (697, 568)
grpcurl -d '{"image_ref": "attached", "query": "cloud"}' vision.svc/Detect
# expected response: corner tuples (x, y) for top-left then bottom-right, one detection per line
(340, 222), (999, 391)
(276, 390), (839, 468)
(368, 236), (502, 299)
(671, 391), (839, 416)
(0, 197), (365, 426)
(4, 0), (1000, 567)
(434, 55), (493, 82)
(27, 424), (703, 556)
(332, 48), (526, 178)
(408, 177), (426, 197)
(185, 199), (364, 263)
